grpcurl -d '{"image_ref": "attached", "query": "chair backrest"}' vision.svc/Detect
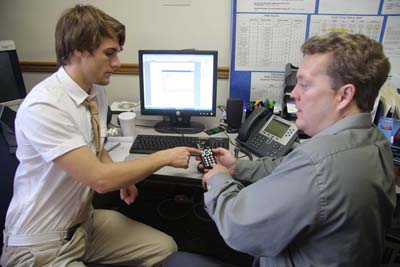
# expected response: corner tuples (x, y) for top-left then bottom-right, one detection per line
(0, 106), (18, 254)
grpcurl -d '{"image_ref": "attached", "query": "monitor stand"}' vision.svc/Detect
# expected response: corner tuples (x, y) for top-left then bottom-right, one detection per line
(154, 115), (205, 134)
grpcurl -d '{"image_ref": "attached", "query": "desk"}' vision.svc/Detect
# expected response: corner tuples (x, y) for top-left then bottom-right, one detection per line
(107, 125), (238, 181)
(95, 126), (253, 267)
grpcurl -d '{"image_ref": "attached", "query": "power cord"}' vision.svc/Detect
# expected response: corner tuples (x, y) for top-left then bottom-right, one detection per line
(221, 129), (254, 160)
(108, 122), (120, 128)
(222, 130), (237, 148)
(156, 195), (213, 223)
(192, 202), (213, 222)
(234, 144), (253, 160)
(135, 124), (156, 128)
(156, 198), (192, 221)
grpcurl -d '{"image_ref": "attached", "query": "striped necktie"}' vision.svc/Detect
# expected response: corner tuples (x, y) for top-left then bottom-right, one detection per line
(83, 98), (100, 156)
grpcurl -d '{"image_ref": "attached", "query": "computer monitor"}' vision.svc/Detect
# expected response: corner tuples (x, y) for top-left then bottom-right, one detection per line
(139, 50), (218, 134)
(0, 40), (27, 106)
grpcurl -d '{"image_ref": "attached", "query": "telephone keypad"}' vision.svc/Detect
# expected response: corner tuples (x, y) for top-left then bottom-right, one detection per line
(237, 113), (298, 158)
(247, 133), (286, 158)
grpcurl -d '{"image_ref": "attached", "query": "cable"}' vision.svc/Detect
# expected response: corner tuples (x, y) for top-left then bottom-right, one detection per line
(221, 129), (254, 160)
(222, 130), (237, 147)
(135, 124), (155, 128)
(0, 105), (4, 118)
(192, 202), (213, 222)
(156, 198), (192, 221)
(288, 247), (296, 267)
(234, 143), (253, 160)
(155, 194), (214, 223)
(108, 122), (120, 128)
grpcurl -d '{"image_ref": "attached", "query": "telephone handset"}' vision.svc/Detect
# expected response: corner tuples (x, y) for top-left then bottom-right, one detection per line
(237, 107), (298, 158)
(238, 107), (272, 142)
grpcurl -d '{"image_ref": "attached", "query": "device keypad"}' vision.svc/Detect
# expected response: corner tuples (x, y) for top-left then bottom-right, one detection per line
(201, 148), (216, 169)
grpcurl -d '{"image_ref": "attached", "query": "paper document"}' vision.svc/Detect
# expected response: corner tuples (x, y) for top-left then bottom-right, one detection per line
(104, 136), (134, 162)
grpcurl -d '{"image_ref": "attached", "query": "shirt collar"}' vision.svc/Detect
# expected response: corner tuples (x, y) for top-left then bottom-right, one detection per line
(315, 113), (373, 138)
(56, 67), (99, 105)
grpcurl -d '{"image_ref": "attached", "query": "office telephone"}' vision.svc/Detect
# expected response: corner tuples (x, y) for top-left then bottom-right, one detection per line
(237, 107), (298, 158)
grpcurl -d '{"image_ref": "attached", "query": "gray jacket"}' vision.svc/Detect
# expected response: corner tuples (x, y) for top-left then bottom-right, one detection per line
(204, 113), (396, 267)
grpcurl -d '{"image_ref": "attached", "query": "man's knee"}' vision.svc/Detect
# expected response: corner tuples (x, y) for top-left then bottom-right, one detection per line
(157, 234), (178, 258)
(144, 234), (177, 267)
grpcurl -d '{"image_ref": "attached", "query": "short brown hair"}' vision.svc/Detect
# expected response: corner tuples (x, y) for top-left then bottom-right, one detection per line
(301, 32), (390, 112)
(55, 4), (125, 66)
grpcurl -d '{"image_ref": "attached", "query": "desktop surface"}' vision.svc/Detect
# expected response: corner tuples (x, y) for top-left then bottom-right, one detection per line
(111, 125), (236, 180)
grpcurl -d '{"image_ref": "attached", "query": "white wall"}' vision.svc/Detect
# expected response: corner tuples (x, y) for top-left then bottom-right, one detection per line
(0, 0), (231, 105)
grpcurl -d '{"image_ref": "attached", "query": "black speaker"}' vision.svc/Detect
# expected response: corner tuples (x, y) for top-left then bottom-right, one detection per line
(226, 98), (243, 133)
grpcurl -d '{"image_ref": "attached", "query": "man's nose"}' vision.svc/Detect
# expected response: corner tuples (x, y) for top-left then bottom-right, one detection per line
(111, 55), (121, 68)
(290, 83), (300, 99)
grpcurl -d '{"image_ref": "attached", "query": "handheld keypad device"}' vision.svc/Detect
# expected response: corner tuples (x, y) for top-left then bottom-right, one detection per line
(200, 148), (216, 169)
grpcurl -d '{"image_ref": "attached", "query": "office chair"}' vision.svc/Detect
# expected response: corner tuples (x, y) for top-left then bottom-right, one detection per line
(0, 107), (19, 255)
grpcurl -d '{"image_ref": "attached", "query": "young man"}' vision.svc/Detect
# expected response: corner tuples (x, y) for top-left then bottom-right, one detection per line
(167, 32), (395, 267)
(1, 4), (199, 267)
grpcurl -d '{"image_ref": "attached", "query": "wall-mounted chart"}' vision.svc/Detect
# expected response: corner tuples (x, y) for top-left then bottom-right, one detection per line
(230, 0), (400, 112)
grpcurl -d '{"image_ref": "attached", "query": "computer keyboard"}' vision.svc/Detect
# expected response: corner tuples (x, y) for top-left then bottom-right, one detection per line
(130, 134), (229, 155)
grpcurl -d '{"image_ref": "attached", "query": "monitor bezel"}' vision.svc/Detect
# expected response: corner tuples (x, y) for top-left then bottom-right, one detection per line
(138, 49), (218, 118)
(0, 40), (27, 106)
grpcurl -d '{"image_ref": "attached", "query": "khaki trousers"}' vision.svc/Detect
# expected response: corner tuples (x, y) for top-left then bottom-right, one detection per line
(1, 209), (177, 267)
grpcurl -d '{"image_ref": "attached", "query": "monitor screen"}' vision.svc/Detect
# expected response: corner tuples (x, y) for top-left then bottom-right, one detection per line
(0, 40), (27, 106)
(139, 50), (217, 134)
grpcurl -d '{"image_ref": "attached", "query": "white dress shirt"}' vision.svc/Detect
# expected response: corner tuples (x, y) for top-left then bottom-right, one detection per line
(5, 67), (108, 238)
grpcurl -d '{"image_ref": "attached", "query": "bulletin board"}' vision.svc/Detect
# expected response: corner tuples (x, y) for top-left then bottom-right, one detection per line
(229, 0), (400, 111)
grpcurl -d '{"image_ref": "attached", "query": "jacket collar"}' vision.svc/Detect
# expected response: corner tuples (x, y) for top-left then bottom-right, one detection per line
(314, 113), (373, 137)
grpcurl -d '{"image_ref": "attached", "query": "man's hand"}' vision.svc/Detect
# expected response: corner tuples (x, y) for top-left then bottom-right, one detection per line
(202, 163), (230, 190)
(212, 148), (237, 172)
(120, 184), (139, 205)
(159, 147), (201, 169)
(198, 148), (237, 190)
(197, 147), (237, 173)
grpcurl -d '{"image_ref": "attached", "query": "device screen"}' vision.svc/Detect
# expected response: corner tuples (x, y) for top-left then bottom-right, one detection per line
(263, 118), (290, 138)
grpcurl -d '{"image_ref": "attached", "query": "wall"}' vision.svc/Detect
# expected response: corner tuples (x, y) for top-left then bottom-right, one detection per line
(229, 0), (400, 107)
(0, 0), (231, 105)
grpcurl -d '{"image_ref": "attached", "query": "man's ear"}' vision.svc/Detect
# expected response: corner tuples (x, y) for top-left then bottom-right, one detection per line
(71, 49), (88, 64)
(73, 49), (83, 58)
(337, 84), (356, 110)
